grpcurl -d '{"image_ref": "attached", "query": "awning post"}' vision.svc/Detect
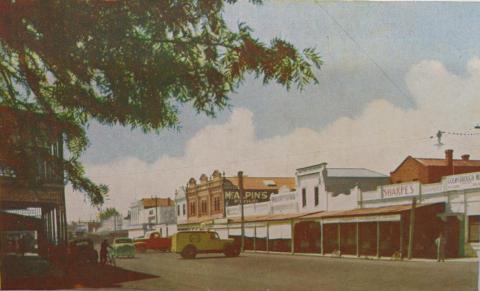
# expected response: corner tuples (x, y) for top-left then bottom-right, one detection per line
(407, 197), (416, 260)
(399, 216), (404, 260)
(356, 222), (359, 257)
(376, 221), (380, 258)
(337, 223), (341, 253)
(266, 221), (270, 252)
(253, 224), (257, 252)
(320, 220), (324, 255)
(291, 219), (295, 254)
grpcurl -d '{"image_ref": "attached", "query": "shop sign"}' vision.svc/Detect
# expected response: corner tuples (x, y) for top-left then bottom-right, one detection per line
(225, 190), (275, 206)
(444, 172), (480, 191)
(381, 182), (419, 199)
(322, 214), (401, 224)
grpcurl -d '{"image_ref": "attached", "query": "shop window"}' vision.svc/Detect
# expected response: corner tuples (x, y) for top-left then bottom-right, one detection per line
(314, 187), (319, 206)
(469, 215), (480, 242)
(302, 188), (306, 207)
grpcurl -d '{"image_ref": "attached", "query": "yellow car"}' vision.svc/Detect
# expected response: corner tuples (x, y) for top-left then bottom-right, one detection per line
(171, 231), (240, 259)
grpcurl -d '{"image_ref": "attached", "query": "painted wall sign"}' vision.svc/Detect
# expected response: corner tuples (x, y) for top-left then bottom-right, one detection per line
(224, 190), (275, 205)
(444, 172), (480, 191)
(381, 182), (420, 199)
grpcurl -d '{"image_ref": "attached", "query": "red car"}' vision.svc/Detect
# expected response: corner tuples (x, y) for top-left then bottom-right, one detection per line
(134, 231), (171, 252)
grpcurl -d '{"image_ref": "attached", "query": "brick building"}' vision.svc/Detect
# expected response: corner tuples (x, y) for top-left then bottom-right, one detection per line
(184, 170), (295, 227)
(390, 149), (480, 184)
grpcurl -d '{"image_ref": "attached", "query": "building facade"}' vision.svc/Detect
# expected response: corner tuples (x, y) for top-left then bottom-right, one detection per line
(184, 170), (296, 228)
(0, 106), (67, 256)
(390, 149), (480, 184)
(175, 187), (187, 226)
(126, 197), (176, 238)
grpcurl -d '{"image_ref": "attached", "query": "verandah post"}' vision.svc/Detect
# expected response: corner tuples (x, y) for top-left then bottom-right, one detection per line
(320, 220), (324, 255)
(356, 222), (359, 257)
(376, 221), (380, 258)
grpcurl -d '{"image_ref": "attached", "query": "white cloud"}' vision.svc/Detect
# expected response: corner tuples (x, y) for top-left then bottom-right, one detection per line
(66, 58), (480, 221)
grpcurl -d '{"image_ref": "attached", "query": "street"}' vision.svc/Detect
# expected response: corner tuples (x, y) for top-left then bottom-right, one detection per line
(109, 252), (477, 291)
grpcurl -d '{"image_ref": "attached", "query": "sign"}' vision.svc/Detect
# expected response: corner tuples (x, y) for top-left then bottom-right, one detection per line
(381, 182), (419, 199)
(322, 214), (401, 224)
(224, 190), (275, 206)
(444, 172), (480, 191)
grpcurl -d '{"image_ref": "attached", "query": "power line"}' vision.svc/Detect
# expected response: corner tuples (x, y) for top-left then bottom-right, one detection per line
(317, 3), (412, 101)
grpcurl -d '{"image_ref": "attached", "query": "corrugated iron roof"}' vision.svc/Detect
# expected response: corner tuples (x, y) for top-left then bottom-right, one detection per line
(141, 198), (173, 208)
(229, 211), (323, 223)
(299, 202), (443, 220)
(226, 177), (296, 191)
(327, 168), (387, 178)
(415, 158), (480, 167)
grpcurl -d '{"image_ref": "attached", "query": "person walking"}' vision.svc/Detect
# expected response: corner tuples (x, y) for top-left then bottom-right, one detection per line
(435, 232), (446, 262)
(100, 239), (111, 265)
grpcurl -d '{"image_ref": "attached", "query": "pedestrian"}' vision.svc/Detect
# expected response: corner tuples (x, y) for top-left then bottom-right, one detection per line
(100, 239), (111, 265)
(435, 232), (446, 262)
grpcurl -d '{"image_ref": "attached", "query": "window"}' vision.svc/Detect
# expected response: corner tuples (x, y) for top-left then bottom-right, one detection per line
(302, 188), (306, 207)
(190, 202), (196, 216)
(177, 205), (180, 216)
(201, 200), (207, 214)
(469, 216), (480, 242)
(183, 204), (186, 215)
(314, 186), (319, 206)
(213, 196), (221, 211)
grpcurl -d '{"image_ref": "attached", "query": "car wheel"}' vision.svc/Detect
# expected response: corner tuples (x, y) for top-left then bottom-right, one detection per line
(224, 245), (240, 257)
(181, 245), (196, 259)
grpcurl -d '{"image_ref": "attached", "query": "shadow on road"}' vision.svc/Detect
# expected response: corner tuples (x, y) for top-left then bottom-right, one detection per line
(180, 255), (245, 260)
(2, 255), (158, 289)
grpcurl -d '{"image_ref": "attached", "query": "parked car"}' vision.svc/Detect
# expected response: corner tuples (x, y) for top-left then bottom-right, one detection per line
(111, 237), (135, 258)
(134, 231), (171, 252)
(171, 231), (240, 259)
(67, 238), (98, 265)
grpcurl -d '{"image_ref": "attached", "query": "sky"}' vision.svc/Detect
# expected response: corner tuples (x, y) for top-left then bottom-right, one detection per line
(66, 1), (480, 222)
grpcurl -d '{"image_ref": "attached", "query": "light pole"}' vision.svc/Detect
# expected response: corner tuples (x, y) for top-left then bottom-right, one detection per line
(238, 171), (245, 252)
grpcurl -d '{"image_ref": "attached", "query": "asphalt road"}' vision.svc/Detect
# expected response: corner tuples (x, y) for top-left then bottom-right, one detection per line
(111, 252), (478, 291)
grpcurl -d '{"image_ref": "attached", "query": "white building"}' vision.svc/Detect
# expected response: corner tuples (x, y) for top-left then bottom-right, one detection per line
(175, 187), (187, 225)
(126, 197), (176, 238)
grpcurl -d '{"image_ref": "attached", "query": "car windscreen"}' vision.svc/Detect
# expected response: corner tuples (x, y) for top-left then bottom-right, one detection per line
(115, 238), (133, 244)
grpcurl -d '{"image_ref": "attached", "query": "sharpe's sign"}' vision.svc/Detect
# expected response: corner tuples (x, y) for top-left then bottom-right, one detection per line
(445, 172), (480, 191)
(224, 190), (275, 206)
(381, 182), (420, 199)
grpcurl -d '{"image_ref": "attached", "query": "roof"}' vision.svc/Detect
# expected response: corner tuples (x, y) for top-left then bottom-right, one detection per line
(415, 158), (480, 167)
(229, 212), (321, 223)
(226, 177), (296, 191)
(299, 202), (443, 220)
(141, 198), (173, 208)
(392, 155), (480, 174)
(327, 168), (387, 178)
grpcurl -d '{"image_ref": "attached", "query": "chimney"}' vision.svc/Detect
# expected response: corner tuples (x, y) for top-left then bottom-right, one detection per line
(445, 149), (454, 174)
(462, 154), (470, 161)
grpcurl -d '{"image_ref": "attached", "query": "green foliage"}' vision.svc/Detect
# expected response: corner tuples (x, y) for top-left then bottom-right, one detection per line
(0, 0), (322, 205)
(99, 207), (120, 221)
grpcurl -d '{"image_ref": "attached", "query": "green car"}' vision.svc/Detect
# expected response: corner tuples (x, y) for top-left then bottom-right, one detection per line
(111, 237), (135, 258)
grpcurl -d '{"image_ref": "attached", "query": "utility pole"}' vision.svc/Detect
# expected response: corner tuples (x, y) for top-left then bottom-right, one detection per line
(154, 195), (159, 225)
(238, 171), (245, 252)
(407, 197), (416, 260)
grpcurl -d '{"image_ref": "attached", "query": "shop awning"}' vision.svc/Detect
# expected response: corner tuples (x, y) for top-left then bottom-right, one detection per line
(299, 202), (445, 221)
(229, 211), (323, 224)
